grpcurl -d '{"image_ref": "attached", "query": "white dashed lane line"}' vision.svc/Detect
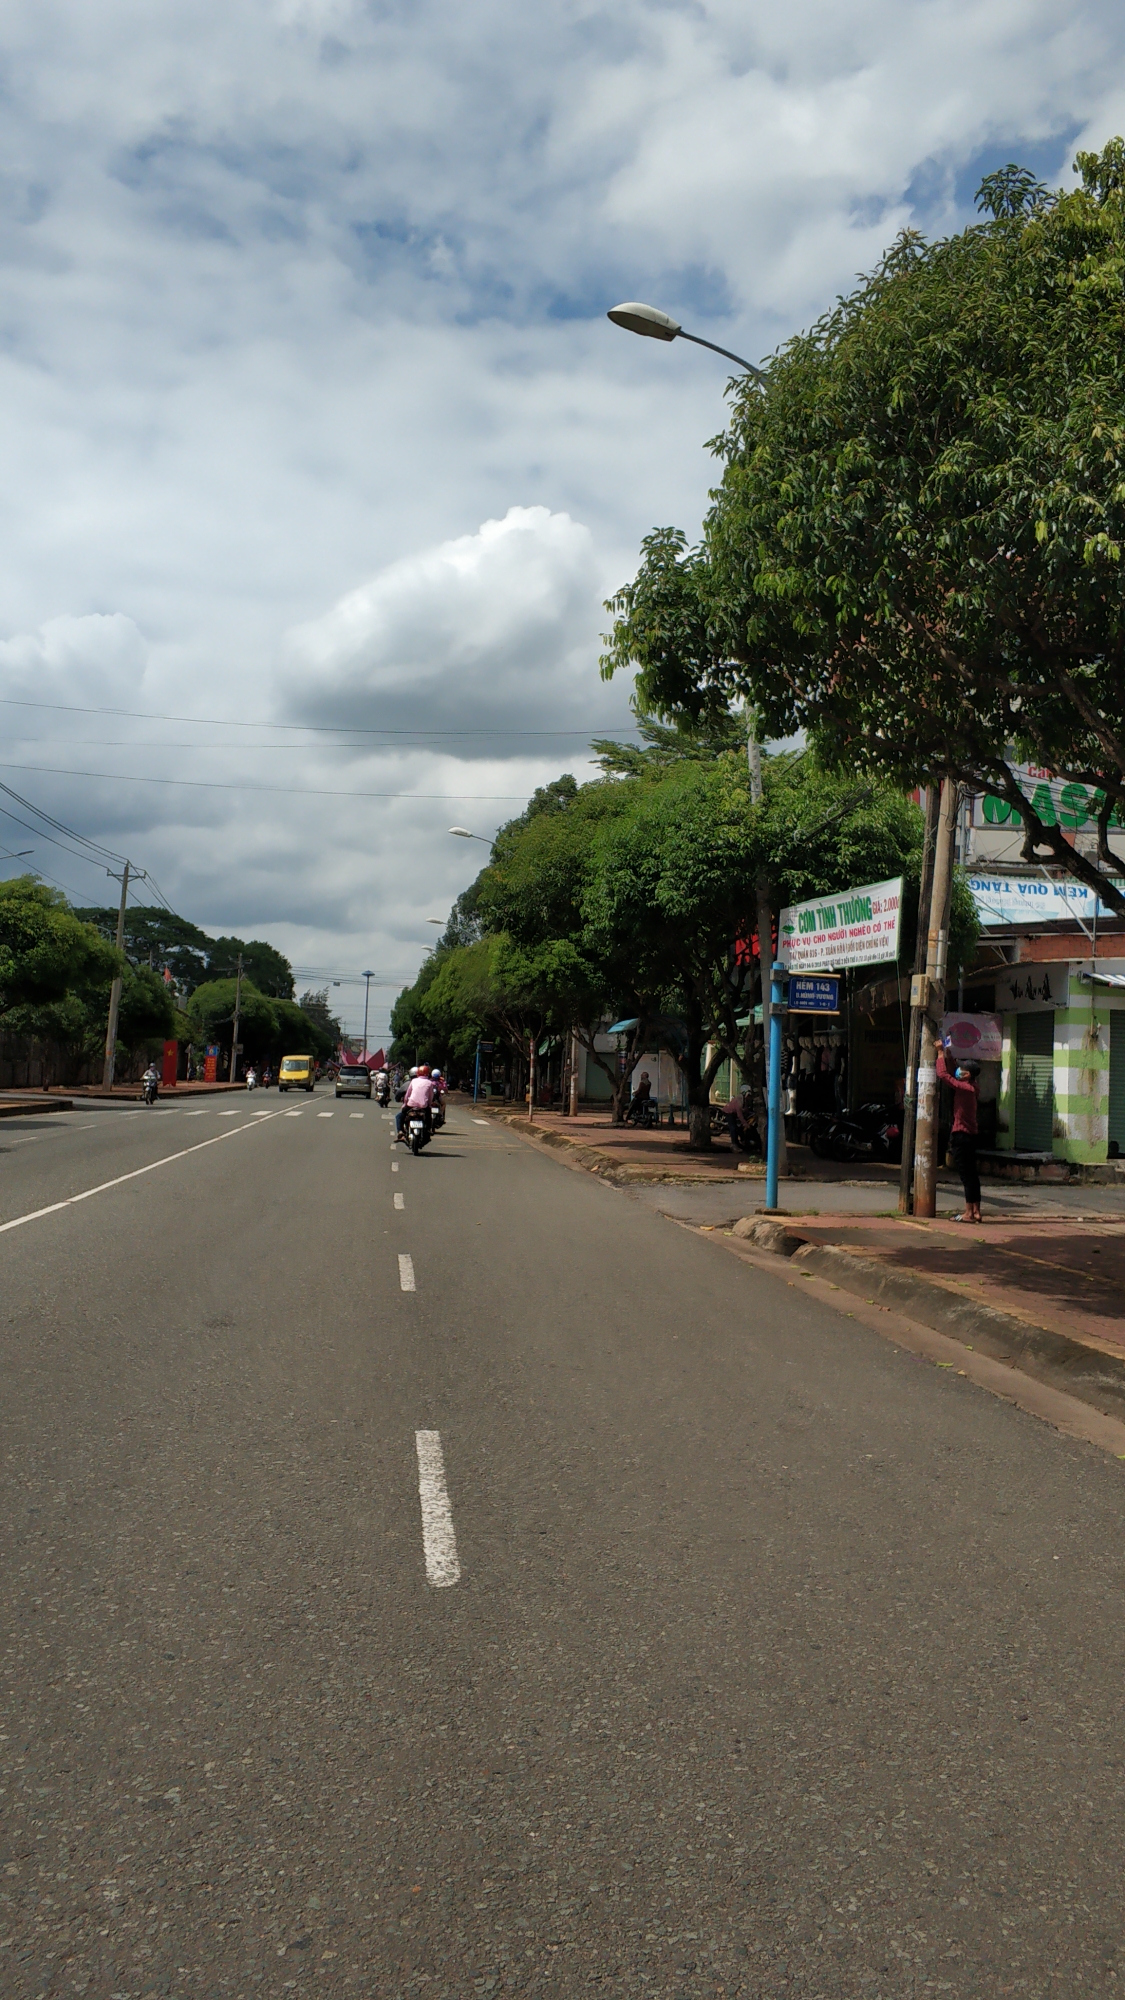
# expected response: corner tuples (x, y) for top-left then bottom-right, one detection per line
(318, 1111), (333, 1118)
(394, 1192), (404, 1209)
(415, 1431), (460, 1588)
(217, 1110), (241, 1119)
(349, 1112), (364, 1119)
(398, 1253), (415, 1292)
(391, 1161), (399, 1173)
(472, 1119), (489, 1126)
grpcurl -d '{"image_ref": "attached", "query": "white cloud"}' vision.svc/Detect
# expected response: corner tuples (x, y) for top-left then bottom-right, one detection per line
(0, 613), (148, 706)
(283, 505), (620, 738)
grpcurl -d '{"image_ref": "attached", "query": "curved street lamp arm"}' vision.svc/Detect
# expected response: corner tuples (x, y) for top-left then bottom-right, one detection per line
(677, 329), (766, 380)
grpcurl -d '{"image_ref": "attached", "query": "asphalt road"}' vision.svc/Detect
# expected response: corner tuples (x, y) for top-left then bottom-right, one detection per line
(3, 1092), (1125, 2000)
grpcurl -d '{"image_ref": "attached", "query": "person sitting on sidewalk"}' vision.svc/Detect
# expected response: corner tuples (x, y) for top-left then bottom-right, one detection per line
(938, 1040), (981, 1223)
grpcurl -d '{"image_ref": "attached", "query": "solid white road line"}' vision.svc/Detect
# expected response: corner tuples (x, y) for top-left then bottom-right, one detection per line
(415, 1431), (460, 1588)
(398, 1253), (415, 1291)
(394, 1191), (404, 1209)
(0, 1111), (286, 1238)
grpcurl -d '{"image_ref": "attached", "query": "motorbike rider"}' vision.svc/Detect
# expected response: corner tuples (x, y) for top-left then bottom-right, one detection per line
(396, 1064), (436, 1143)
(431, 1068), (447, 1126)
(245, 1065), (258, 1091)
(374, 1067), (390, 1105)
(141, 1061), (159, 1104)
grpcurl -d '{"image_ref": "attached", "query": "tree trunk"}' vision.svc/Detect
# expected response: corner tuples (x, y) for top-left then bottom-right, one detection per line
(686, 1090), (712, 1150)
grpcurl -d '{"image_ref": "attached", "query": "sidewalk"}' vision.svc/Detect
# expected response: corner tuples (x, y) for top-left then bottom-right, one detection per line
(476, 1101), (914, 1187)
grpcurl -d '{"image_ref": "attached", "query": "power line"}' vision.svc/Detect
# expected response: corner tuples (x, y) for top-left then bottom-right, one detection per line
(0, 762), (530, 802)
(0, 694), (642, 740)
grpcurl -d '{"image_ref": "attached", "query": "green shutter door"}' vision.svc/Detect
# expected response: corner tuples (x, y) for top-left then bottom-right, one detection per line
(1109, 1013), (1125, 1154)
(1014, 1011), (1055, 1153)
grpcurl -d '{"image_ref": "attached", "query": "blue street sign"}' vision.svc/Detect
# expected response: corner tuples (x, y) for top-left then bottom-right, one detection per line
(788, 974), (841, 1013)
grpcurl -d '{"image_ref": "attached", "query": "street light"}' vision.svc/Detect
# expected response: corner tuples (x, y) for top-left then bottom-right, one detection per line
(607, 301), (764, 379)
(448, 826), (492, 843)
(608, 298), (785, 1200)
(361, 969), (374, 1060)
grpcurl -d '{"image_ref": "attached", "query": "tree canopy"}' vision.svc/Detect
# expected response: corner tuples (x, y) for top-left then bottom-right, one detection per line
(603, 140), (1125, 917)
(0, 878), (120, 1013)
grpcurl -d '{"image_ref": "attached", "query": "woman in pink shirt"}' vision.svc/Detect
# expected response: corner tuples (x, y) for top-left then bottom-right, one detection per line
(938, 1039), (981, 1223)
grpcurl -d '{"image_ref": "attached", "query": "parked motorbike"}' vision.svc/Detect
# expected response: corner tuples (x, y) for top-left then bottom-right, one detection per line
(811, 1101), (901, 1164)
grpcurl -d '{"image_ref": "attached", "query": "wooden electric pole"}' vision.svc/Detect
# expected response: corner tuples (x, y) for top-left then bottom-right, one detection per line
(912, 780), (959, 1218)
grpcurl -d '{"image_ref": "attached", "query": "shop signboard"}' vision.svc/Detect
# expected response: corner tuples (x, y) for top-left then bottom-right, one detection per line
(778, 877), (903, 973)
(973, 762), (1125, 832)
(942, 1012), (1003, 1062)
(969, 871), (1125, 926)
(788, 975), (841, 1014)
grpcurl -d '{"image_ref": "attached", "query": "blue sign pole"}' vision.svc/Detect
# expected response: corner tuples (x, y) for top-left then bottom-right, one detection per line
(473, 1041), (481, 1104)
(766, 960), (786, 1212)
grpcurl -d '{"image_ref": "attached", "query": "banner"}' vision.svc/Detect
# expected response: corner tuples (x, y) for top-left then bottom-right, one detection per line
(778, 877), (903, 973)
(942, 1012), (1003, 1062)
(969, 872), (1125, 927)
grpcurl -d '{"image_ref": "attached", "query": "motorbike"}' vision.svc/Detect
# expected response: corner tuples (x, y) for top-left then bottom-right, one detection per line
(810, 1101), (901, 1164)
(142, 1075), (159, 1105)
(408, 1108), (432, 1156)
(376, 1081), (390, 1107)
(245, 1070), (258, 1092)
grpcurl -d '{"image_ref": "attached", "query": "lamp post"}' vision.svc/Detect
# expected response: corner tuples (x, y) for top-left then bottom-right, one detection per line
(610, 302), (782, 1179)
(448, 826), (492, 845)
(361, 970), (374, 1061)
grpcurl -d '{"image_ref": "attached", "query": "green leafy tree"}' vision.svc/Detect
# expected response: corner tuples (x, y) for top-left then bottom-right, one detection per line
(606, 141), (1125, 917)
(73, 906), (212, 991)
(187, 979), (279, 1065)
(205, 936), (295, 998)
(0, 877), (120, 1012)
(275, 996), (336, 1063)
(298, 987), (343, 1046)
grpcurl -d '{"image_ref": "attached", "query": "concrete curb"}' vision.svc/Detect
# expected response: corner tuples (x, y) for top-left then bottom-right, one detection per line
(731, 1221), (1125, 1424)
(0, 1098), (73, 1118)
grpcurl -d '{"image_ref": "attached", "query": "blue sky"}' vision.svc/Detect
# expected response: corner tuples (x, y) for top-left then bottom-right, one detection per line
(0, 0), (1121, 1036)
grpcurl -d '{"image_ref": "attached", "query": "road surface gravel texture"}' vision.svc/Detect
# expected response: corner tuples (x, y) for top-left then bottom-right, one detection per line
(2, 1096), (1124, 1999)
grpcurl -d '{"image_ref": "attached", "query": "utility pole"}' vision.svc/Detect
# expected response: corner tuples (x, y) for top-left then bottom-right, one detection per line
(568, 1030), (579, 1117)
(102, 860), (138, 1090)
(230, 952), (244, 1085)
(912, 780), (959, 1218)
(528, 1030), (537, 1123)
(748, 722), (787, 1178)
(898, 786), (941, 1213)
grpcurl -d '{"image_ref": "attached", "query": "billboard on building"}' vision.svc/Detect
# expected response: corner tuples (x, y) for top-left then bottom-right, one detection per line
(778, 877), (903, 973)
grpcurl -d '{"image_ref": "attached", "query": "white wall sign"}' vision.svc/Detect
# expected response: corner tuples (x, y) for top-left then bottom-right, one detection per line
(969, 873), (1125, 927)
(778, 877), (903, 973)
